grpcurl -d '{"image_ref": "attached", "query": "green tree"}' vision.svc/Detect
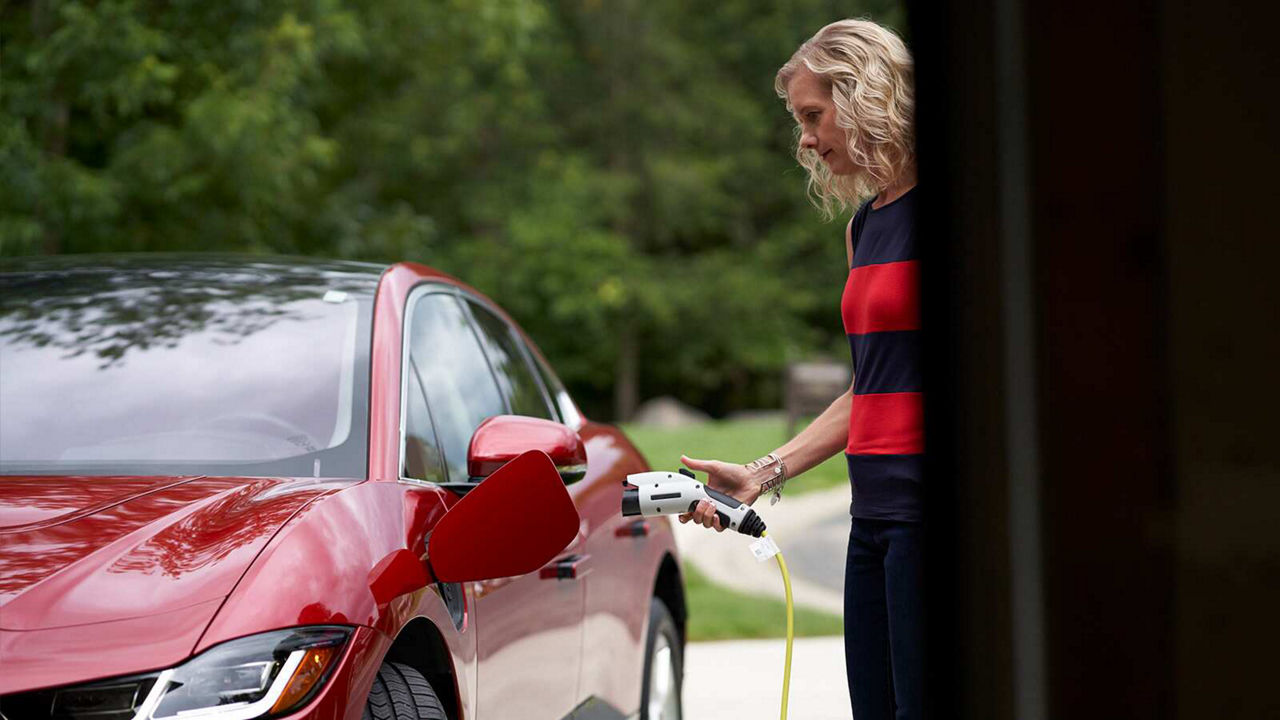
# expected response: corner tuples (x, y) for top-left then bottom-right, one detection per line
(1, 0), (906, 419)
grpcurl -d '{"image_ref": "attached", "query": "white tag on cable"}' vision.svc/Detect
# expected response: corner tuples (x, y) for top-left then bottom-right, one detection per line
(749, 536), (780, 562)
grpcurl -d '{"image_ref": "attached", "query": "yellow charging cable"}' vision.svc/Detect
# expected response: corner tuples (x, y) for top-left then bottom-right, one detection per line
(760, 531), (794, 720)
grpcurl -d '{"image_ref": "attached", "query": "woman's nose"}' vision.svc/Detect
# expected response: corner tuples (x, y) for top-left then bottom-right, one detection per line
(800, 131), (818, 150)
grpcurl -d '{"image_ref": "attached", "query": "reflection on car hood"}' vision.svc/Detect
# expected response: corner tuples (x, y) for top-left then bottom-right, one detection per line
(0, 475), (348, 630)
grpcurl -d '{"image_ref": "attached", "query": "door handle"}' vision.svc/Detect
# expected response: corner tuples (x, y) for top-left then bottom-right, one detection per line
(540, 554), (590, 580)
(614, 519), (650, 538)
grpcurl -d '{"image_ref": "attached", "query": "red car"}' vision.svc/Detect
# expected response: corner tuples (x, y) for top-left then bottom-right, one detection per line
(0, 256), (686, 720)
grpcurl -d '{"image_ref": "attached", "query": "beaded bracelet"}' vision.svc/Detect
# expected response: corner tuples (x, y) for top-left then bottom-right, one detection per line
(746, 452), (789, 505)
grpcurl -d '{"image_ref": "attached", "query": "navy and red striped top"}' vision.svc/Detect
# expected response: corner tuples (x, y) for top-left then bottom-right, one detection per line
(841, 188), (923, 521)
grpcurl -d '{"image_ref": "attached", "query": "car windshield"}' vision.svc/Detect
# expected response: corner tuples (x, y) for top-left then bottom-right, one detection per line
(0, 259), (376, 478)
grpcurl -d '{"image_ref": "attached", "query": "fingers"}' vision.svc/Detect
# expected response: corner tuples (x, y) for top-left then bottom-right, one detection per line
(677, 501), (725, 532)
(679, 501), (715, 526)
(703, 501), (724, 532)
(681, 455), (712, 472)
(678, 504), (710, 525)
(693, 500), (718, 530)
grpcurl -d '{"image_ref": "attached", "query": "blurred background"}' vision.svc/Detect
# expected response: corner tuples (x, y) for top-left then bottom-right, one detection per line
(1, 0), (903, 423)
(7, 2), (1280, 718)
(2, 8), (889, 713)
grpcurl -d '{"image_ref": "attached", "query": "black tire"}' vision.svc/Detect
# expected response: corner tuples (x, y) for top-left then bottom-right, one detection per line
(363, 661), (448, 720)
(639, 597), (684, 720)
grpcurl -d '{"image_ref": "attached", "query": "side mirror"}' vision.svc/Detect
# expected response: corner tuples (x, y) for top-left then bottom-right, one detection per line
(427, 450), (580, 583)
(467, 415), (588, 484)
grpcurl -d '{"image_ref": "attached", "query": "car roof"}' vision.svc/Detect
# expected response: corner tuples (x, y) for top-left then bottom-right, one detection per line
(0, 253), (389, 279)
(0, 254), (389, 296)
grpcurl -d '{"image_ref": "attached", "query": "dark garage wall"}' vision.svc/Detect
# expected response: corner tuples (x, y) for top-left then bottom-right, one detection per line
(1164, 3), (1280, 717)
(912, 0), (1280, 717)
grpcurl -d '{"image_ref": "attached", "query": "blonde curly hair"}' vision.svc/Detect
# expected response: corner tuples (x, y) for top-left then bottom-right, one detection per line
(775, 19), (916, 219)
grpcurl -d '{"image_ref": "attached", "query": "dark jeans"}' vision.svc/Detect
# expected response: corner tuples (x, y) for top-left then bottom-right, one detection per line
(844, 517), (924, 720)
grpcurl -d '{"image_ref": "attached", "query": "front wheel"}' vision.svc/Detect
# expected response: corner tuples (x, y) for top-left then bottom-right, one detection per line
(639, 597), (684, 720)
(363, 662), (447, 720)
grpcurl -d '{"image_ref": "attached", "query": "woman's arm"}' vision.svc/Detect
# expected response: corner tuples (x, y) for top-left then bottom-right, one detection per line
(772, 385), (851, 477)
(680, 384), (851, 530)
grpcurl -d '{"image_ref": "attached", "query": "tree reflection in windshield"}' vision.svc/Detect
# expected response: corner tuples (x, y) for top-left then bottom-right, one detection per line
(0, 257), (376, 478)
(0, 260), (366, 367)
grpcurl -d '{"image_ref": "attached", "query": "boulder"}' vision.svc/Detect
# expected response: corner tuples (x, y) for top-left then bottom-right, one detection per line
(630, 396), (711, 427)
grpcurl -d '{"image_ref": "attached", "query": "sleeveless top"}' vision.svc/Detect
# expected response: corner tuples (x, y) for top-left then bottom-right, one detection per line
(841, 188), (923, 521)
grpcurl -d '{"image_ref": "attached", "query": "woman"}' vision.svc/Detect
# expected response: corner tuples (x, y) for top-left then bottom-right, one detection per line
(679, 18), (921, 720)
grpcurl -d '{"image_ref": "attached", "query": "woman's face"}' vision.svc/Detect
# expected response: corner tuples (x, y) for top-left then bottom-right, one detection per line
(787, 67), (857, 176)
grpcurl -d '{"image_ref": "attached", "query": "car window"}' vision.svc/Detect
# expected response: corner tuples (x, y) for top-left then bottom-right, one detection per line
(0, 265), (374, 478)
(407, 292), (507, 481)
(532, 351), (583, 429)
(465, 301), (555, 421)
(402, 361), (447, 483)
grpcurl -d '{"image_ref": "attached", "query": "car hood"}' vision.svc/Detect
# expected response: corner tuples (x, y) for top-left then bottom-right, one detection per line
(0, 475), (343, 631)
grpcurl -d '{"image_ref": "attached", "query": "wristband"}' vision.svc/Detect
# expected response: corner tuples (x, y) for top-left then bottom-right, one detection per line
(747, 452), (789, 505)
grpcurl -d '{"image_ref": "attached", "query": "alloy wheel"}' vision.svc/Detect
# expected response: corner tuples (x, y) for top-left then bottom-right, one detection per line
(645, 635), (681, 720)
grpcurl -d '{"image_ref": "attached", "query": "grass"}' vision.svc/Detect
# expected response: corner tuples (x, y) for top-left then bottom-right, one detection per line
(682, 563), (843, 642)
(620, 416), (848, 496)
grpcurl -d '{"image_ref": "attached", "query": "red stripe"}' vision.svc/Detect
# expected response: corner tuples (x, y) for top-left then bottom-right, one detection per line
(847, 392), (925, 455)
(842, 260), (921, 334)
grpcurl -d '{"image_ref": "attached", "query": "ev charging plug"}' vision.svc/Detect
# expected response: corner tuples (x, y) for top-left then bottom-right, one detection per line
(621, 468), (767, 537)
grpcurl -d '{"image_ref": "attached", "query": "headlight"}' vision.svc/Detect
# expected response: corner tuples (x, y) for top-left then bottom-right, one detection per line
(32, 627), (350, 720)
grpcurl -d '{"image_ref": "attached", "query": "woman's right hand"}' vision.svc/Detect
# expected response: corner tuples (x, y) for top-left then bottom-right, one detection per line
(677, 454), (762, 532)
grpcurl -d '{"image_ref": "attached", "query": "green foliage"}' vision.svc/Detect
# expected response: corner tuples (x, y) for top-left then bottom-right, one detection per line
(1, 0), (905, 418)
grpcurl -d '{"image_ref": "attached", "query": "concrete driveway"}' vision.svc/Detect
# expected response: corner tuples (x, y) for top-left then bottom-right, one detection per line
(683, 637), (852, 720)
